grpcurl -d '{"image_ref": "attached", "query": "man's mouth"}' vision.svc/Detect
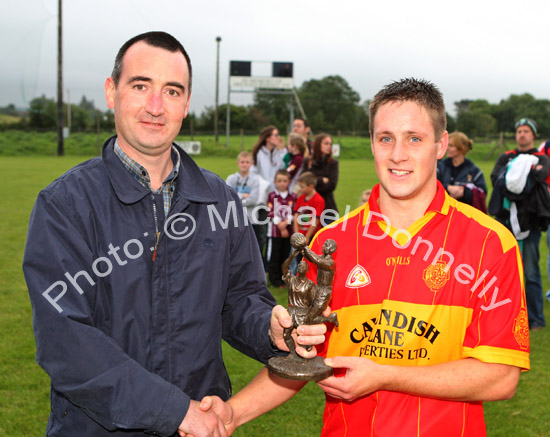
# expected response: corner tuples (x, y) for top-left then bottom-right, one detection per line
(390, 169), (412, 176)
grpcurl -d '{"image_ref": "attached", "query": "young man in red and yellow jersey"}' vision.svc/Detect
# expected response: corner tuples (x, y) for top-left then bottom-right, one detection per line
(199, 78), (530, 437)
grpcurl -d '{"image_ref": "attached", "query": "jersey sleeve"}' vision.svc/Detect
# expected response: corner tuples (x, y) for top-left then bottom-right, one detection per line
(462, 234), (530, 370)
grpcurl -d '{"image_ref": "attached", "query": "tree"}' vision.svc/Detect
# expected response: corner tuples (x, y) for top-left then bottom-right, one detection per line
(253, 91), (293, 130)
(198, 104), (258, 133)
(28, 95), (57, 130)
(454, 99), (497, 138)
(297, 75), (361, 132)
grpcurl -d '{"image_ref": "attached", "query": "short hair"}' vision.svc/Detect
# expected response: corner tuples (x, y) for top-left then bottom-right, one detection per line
(294, 117), (310, 129)
(369, 78), (446, 141)
(112, 31), (193, 91)
(275, 169), (290, 181)
(298, 171), (317, 187)
(448, 131), (473, 155)
(237, 151), (252, 161)
(288, 133), (307, 155)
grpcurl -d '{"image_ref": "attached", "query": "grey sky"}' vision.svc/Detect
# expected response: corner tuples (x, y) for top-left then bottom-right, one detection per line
(2, 0), (549, 119)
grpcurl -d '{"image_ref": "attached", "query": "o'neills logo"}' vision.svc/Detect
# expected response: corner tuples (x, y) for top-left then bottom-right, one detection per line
(386, 256), (410, 266)
(345, 265), (371, 288)
(423, 260), (450, 292)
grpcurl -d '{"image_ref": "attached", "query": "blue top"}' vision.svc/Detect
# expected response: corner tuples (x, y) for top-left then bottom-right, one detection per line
(23, 136), (279, 436)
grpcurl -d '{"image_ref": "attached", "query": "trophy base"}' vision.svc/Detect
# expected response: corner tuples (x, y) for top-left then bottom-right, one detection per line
(267, 354), (333, 381)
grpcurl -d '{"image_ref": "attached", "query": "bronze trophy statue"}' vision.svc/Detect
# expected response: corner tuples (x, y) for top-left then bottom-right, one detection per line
(267, 233), (338, 381)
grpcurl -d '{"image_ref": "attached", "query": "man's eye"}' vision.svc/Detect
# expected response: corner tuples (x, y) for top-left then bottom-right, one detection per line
(166, 89), (180, 97)
(411, 137), (421, 143)
(134, 84), (146, 91)
(380, 137), (391, 143)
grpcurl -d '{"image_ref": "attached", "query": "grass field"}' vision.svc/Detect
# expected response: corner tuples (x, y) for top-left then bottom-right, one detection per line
(1, 135), (549, 436)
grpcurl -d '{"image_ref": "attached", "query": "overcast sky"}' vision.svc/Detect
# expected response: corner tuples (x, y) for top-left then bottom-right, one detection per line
(2, 0), (549, 119)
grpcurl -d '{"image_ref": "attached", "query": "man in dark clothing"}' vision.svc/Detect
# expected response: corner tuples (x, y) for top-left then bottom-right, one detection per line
(23, 31), (327, 437)
(490, 118), (549, 330)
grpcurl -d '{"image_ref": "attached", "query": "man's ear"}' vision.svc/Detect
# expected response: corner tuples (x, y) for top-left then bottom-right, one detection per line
(437, 130), (448, 159)
(104, 77), (115, 109)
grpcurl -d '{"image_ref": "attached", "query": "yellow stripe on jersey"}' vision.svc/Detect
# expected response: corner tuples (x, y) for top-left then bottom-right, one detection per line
(327, 301), (473, 366)
(463, 345), (530, 370)
(451, 196), (518, 254)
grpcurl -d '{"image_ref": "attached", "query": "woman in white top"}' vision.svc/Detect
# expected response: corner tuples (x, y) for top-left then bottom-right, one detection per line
(251, 126), (286, 271)
(251, 125), (287, 192)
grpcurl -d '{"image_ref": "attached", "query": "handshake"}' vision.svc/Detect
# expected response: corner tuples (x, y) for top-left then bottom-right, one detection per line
(177, 395), (235, 437)
(177, 303), (329, 437)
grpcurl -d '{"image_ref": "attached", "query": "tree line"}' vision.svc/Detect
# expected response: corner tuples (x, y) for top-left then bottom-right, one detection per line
(2, 77), (550, 139)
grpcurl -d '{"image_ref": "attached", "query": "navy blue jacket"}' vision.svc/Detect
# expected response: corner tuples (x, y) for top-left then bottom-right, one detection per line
(437, 158), (487, 205)
(23, 137), (279, 436)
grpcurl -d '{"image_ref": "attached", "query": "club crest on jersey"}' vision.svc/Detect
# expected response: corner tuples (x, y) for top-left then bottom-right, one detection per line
(345, 265), (371, 288)
(423, 260), (450, 292)
(512, 308), (529, 350)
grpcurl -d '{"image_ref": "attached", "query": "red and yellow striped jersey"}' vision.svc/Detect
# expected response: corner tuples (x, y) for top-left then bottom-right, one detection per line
(309, 182), (530, 437)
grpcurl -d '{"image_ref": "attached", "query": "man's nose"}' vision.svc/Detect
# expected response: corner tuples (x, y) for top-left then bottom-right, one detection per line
(146, 92), (164, 117)
(390, 139), (408, 162)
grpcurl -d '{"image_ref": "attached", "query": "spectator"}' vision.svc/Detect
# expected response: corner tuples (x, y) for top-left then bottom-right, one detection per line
(293, 117), (312, 154)
(437, 131), (488, 212)
(292, 171), (325, 245)
(251, 126), (286, 268)
(285, 133), (308, 192)
(303, 134), (339, 225)
(267, 170), (297, 288)
(251, 125), (287, 192)
(490, 117), (550, 330)
(538, 139), (550, 305)
(226, 151), (264, 252)
(360, 188), (372, 205)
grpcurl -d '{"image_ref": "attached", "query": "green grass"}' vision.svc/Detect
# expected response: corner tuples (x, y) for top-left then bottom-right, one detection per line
(1, 135), (549, 436)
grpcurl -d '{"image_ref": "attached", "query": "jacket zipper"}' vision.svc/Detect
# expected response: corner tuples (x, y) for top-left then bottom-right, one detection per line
(151, 195), (160, 262)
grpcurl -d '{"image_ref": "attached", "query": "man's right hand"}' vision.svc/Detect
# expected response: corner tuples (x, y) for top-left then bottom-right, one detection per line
(199, 396), (236, 435)
(177, 400), (229, 437)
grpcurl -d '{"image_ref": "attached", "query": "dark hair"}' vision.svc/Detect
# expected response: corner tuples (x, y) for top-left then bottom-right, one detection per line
(251, 125), (277, 165)
(369, 78), (446, 141)
(275, 169), (290, 181)
(298, 171), (317, 187)
(294, 117), (310, 128)
(112, 31), (192, 91)
(311, 134), (333, 162)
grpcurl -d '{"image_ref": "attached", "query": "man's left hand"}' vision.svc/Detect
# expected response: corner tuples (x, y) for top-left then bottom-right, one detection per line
(317, 356), (384, 401)
(269, 305), (329, 359)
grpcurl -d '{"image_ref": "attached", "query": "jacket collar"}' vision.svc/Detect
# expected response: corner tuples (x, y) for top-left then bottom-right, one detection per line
(102, 136), (218, 205)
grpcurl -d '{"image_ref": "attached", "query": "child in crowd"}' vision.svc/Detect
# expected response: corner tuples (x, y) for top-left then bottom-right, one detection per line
(360, 188), (372, 205)
(293, 171), (325, 245)
(226, 151), (264, 250)
(267, 170), (297, 288)
(285, 133), (308, 192)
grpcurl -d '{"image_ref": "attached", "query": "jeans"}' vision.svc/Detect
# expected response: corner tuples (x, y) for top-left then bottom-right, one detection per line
(522, 230), (546, 328)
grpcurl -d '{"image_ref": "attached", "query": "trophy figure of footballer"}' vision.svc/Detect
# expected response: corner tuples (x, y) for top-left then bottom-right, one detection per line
(267, 233), (339, 381)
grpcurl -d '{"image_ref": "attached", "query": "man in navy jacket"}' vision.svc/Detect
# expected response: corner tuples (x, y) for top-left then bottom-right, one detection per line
(23, 31), (326, 437)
